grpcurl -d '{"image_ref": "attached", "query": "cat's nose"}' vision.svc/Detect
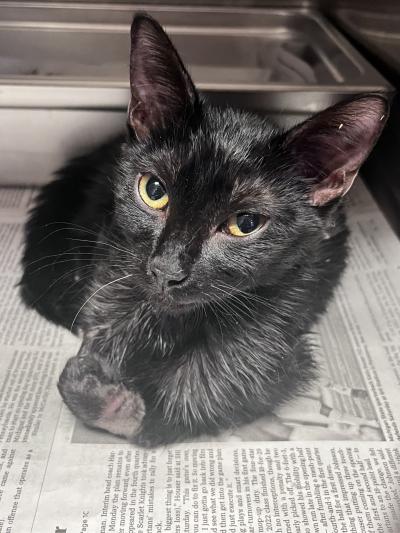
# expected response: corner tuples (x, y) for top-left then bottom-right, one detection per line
(149, 257), (188, 290)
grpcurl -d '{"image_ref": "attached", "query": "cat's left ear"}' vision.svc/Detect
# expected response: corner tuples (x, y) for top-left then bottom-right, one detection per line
(128, 13), (199, 140)
(284, 95), (389, 206)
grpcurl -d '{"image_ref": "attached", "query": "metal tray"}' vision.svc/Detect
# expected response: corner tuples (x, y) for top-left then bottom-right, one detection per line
(335, 8), (400, 74)
(0, 2), (392, 184)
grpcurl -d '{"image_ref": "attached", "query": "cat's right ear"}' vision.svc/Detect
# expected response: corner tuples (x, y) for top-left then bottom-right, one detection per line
(128, 14), (199, 140)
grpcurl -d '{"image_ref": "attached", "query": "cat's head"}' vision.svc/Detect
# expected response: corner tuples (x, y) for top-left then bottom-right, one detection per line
(101, 14), (388, 315)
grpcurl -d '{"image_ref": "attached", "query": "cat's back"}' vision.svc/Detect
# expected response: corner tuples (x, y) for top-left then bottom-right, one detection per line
(20, 135), (123, 329)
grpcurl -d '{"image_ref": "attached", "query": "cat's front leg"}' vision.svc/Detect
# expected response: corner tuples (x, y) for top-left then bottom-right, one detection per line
(132, 409), (198, 448)
(57, 351), (145, 439)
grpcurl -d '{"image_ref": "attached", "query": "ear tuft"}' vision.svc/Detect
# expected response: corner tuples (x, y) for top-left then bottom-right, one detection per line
(284, 94), (389, 206)
(128, 13), (198, 140)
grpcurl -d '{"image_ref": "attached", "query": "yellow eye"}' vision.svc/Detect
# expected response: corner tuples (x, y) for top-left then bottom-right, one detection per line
(226, 213), (265, 237)
(138, 174), (169, 210)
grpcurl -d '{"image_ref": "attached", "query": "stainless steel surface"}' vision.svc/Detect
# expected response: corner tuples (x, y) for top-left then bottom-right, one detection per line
(335, 9), (400, 73)
(0, 2), (392, 184)
(0, 3), (390, 104)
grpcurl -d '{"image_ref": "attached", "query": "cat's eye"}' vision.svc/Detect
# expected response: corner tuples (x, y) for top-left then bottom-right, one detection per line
(138, 174), (169, 210)
(226, 213), (265, 237)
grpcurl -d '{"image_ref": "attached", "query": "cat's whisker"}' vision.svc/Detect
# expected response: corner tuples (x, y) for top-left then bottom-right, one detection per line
(57, 270), (100, 301)
(26, 254), (110, 275)
(211, 284), (257, 323)
(27, 263), (95, 308)
(40, 220), (104, 234)
(227, 291), (297, 341)
(102, 305), (152, 361)
(218, 284), (268, 306)
(217, 285), (257, 314)
(70, 238), (136, 259)
(215, 280), (285, 313)
(211, 290), (252, 321)
(37, 224), (101, 244)
(206, 286), (294, 351)
(70, 273), (133, 332)
(205, 301), (224, 337)
(23, 250), (96, 269)
(209, 282), (294, 341)
(23, 234), (124, 268)
(208, 295), (243, 329)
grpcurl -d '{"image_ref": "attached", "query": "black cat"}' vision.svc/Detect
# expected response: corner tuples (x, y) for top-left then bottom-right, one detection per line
(20, 14), (388, 446)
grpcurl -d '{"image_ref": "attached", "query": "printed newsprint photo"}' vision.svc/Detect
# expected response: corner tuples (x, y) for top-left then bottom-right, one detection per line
(0, 180), (399, 532)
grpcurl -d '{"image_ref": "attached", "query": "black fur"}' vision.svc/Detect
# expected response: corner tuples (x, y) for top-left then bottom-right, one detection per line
(20, 14), (388, 447)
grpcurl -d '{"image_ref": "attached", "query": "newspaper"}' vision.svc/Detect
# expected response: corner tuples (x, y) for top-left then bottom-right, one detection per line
(0, 180), (399, 532)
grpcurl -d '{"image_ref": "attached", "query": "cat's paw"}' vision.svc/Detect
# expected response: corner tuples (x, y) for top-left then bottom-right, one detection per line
(58, 354), (145, 439)
(94, 384), (145, 439)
